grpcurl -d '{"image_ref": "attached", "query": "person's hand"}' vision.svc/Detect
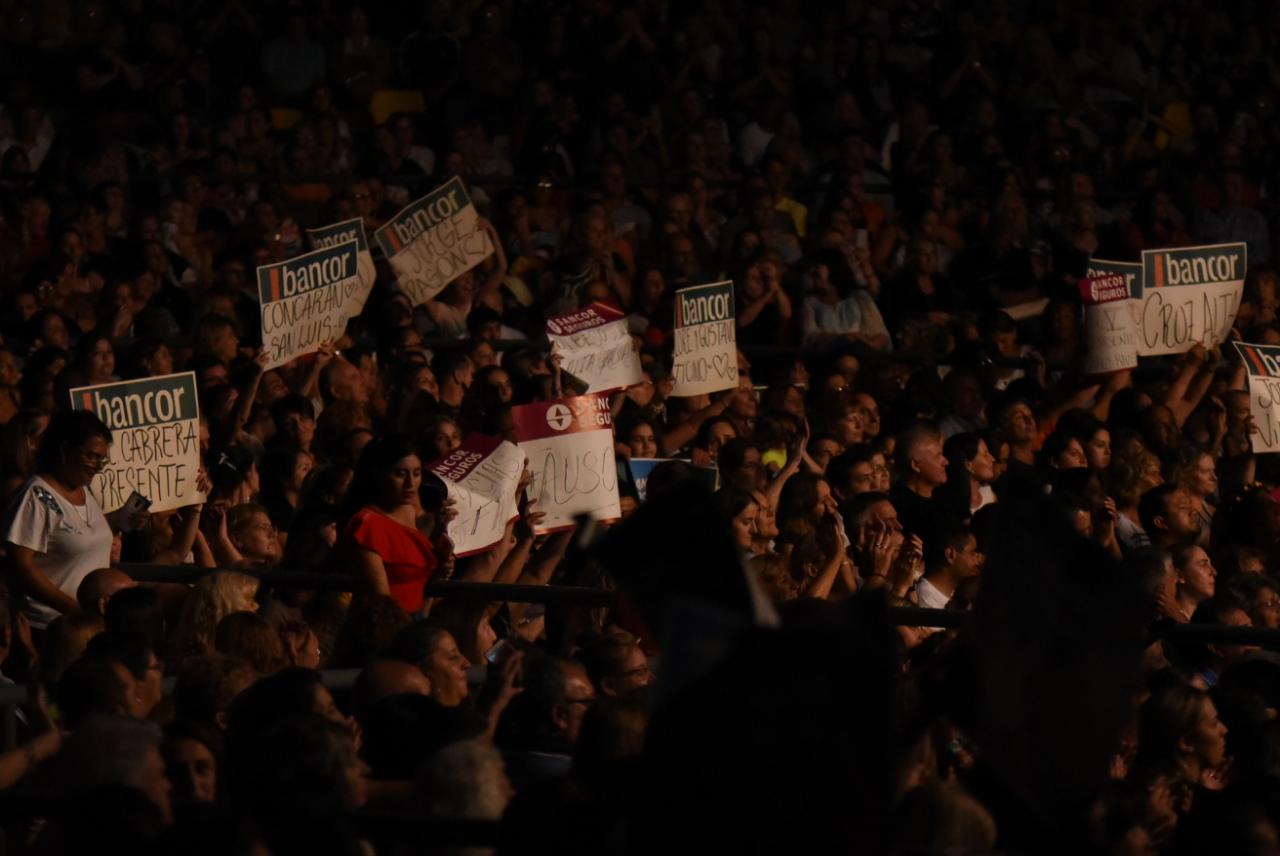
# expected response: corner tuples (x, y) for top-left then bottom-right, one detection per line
(435, 534), (457, 579)
(690, 447), (712, 468)
(1069, 383), (1102, 409)
(1103, 368), (1132, 393)
(521, 502), (546, 536)
(480, 647), (524, 724)
(195, 467), (212, 498)
(516, 465), (533, 498)
(440, 496), (459, 527)
(863, 520), (895, 578)
(14, 614), (36, 661)
(312, 341), (336, 369)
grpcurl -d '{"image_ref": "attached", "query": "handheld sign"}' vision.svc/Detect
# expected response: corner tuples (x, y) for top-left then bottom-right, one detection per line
(307, 218), (376, 319)
(513, 395), (621, 533)
(1079, 273), (1139, 374)
(1138, 243), (1246, 356)
(258, 240), (360, 370)
(428, 435), (525, 556)
(546, 302), (643, 394)
(69, 372), (204, 513)
(626, 457), (669, 502)
(671, 280), (738, 396)
(1234, 342), (1280, 453)
(373, 176), (494, 307)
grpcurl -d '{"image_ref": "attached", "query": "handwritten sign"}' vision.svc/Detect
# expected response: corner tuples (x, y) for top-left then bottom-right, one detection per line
(626, 458), (668, 502)
(69, 372), (203, 513)
(512, 396), (620, 533)
(372, 176), (494, 307)
(428, 435), (525, 556)
(1235, 342), (1280, 453)
(546, 302), (643, 394)
(258, 241), (360, 370)
(307, 218), (376, 320)
(1080, 273), (1139, 374)
(1138, 243), (1246, 356)
(671, 280), (737, 396)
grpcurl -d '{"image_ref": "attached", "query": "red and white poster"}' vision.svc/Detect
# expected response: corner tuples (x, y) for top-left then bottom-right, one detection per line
(546, 302), (643, 394)
(512, 395), (620, 533)
(1079, 272), (1139, 375)
(428, 434), (525, 556)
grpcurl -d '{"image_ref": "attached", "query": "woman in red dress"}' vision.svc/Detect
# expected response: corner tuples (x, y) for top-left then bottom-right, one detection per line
(339, 436), (437, 615)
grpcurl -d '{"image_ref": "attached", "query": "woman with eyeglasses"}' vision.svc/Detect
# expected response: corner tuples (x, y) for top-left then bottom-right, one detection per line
(2, 410), (115, 628)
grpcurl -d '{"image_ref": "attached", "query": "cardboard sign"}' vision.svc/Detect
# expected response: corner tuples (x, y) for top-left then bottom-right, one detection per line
(69, 372), (204, 513)
(1234, 342), (1280, 453)
(1138, 243), (1246, 356)
(513, 396), (620, 533)
(546, 302), (643, 394)
(671, 280), (738, 396)
(373, 176), (494, 307)
(258, 241), (360, 369)
(626, 457), (668, 502)
(1080, 273), (1139, 374)
(307, 218), (376, 319)
(428, 435), (525, 556)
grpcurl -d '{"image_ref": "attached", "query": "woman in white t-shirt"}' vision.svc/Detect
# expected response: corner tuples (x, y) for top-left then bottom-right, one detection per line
(3, 411), (115, 628)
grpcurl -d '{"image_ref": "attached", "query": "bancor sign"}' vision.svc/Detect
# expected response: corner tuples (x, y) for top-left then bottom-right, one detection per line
(1138, 243), (1246, 356)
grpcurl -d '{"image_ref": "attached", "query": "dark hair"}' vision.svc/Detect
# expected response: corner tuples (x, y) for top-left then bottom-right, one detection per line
(343, 434), (422, 516)
(84, 631), (155, 683)
(776, 472), (824, 545)
(57, 655), (131, 728)
(923, 519), (973, 572)
(271, 393), (315, 426)
(423, 599), (495, 664)
(1134, 680), (1212, 771)
(387, 622), (453, 669)
(826, 444), (876, 496)
(331, 594), (411, 668)
(35, 410), (112, 474)
(715, 486), (758, 524)
(1138, 484), (1181, 535)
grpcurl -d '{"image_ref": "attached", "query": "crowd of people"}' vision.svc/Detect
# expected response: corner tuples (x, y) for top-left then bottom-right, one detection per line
(4, 0), (1280, 853)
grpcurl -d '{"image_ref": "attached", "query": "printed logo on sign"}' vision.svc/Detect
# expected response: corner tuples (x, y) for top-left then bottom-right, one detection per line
(1145, 244), (1244, 288)
(1088, 258), (1142, 300)
(257, 241), (358, 303)
(1237, 343), (1280, 378)
(308, 218), (369, 252)
(546, 404), (573, 431)
(72, 376), (198, 430)
(377, 177), (470, 255)
(676, 282), (734, 327)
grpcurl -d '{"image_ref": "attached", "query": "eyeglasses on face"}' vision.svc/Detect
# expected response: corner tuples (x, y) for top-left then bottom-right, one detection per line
(77, 448), (111, 470)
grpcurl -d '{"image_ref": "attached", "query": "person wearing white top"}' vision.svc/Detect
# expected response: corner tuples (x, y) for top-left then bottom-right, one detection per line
(917, 524), (984, 612)
(3, 411), (116, 629)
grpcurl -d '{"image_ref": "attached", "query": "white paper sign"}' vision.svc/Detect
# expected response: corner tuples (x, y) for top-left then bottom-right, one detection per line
(671, 280), (738, 396)
(546, 302), (643, 394)
(307, 218), (376, 320)
(372, 176), (494, 307)
(1138, 243), (1246, 356)
(1235, 342), (1280, 453)
(1080, 273), (1139, 374)
(257, 241), (360, 369)
(428, 435), (525, 556)
(69, 372), (204, 513)
(513, 396), (620, 533)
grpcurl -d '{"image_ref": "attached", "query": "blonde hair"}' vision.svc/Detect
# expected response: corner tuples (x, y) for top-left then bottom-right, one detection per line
(170, 572), (260, 667)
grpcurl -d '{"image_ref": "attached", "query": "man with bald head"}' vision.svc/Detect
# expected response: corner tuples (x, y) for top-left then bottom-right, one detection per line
(77, 569), (137, 618)
(352, 659), (433, 721)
